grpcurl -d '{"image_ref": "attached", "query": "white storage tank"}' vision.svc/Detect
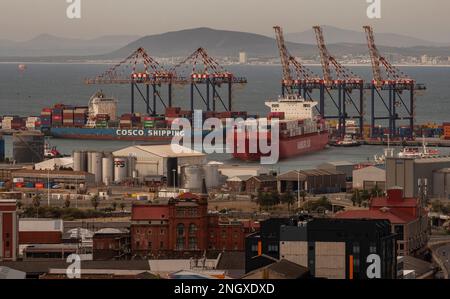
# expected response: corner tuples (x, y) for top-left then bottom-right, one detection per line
(90, 152), (104, 184)
(181, 165), (204, 191)
(203, 164), (221, 189)
(73, 151), (87, 172)
(102, 154), (114, 186)
(114, 157), (128, 183)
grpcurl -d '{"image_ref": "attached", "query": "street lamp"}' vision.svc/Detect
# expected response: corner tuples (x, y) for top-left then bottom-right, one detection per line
(172, 169), (176, 192)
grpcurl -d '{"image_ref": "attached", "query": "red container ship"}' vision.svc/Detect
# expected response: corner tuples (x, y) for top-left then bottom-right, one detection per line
(231, 95), (329, 161)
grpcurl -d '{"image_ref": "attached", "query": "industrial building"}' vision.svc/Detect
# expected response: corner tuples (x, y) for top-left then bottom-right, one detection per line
(92, 228), (130, 261)
(318, 161), (355, 180)
(12, 132), (45, 164)
(216, 164), (268, 178)
(335, 188), (430, 256)
(245, 175), (277, 193)
(386, 156), (450, 198)
(0, 200), (18, 261)
(352, 165), (386, 191)
(34, 158), (73, 171)
(432, 168), (450, 199)
(245, 217), (397, 279)
(18, 219), (64, 256)
(277, 169), (346, 194)
(11, 169), (95, 190)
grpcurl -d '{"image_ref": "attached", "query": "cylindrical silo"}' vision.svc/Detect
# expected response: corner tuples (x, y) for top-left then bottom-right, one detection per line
(102, 154), (114, 186)
(128, 155), (136, 178)
(91, 152), (104, 184)
(203, 164), (220, 189)
(181, 165), (204, 191)
(73, 151), (88, 172)
(12, 132), (45, 163)
(87, 151), (94, 174)
(114, 157), (128, 183)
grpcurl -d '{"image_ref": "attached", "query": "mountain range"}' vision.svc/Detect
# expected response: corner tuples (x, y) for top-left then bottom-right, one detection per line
(285, 25), (449, 47)
(1, 27), (449, 61)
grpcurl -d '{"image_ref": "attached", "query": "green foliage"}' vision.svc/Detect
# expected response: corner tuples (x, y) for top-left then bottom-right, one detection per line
(431, 201), (450, 214)
(20, 206), (113, 220)
(90, 195), (100, 210)
(302, 196), (332, 212)
(257, 191), (281, 211)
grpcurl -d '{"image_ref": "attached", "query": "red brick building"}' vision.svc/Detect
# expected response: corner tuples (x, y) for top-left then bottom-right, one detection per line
(131, 193), (246, 258)
(335, 187), (429, 256)
(0, 199), (18, 261)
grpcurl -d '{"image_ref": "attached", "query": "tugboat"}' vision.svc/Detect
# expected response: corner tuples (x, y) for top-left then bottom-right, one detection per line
(333, 134), (361, 147)
(44, 142), (62, 158)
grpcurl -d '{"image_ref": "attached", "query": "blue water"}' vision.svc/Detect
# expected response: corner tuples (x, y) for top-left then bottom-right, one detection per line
(1, 63), (450, 171)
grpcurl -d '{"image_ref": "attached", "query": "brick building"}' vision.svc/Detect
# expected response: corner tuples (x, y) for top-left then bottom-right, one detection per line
(130, 193), (246, 258)
(0, 200), (18, 261)
(93, 228), (130, 261)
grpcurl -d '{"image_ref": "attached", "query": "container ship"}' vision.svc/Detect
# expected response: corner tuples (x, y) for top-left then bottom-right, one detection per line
(231, 95), (329, 161)
(37, 91), (250, 142)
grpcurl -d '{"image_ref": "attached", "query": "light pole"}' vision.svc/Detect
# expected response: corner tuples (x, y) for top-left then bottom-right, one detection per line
(172, 169), (176, 192)
(47, 168), (50, 207)
(297, 171), (300, 209)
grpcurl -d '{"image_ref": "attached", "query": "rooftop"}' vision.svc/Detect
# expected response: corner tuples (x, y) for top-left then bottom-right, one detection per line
(113, 144), (206, 158)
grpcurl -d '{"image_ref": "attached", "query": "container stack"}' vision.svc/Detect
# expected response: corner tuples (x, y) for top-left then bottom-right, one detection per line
(40, 108), (52, 128)
(1, 116), (25, 130)
(51, 106), (63, 127)
(74, 107), (88, 127)
(95, 114), (110, 128)
(26, 116), (41, 130)
(63, 108), (74, 127)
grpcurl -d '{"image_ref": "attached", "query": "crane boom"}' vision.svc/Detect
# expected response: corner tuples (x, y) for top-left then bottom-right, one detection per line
(363, 26), (382, 85)
(273, 26), (293, 85)
(313, 26), (332, 84)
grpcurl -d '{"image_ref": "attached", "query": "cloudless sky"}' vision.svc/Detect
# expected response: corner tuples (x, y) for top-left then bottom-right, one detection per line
(0, 0), (449, 42)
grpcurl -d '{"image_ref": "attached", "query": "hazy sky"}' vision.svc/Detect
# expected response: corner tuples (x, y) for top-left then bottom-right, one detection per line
(1, 0), (449, 41)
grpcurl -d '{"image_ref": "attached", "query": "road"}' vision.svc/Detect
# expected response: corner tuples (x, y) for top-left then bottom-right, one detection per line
(435, 244), (450, 279)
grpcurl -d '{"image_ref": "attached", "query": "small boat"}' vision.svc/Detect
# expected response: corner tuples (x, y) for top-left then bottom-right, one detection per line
(398, 136), (440, 158)
(333, 135), (361, 147)
(44, 142), (62, 158)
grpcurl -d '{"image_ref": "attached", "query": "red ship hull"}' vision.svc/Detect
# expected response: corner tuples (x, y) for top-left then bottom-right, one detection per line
(231, 131), (329, 161)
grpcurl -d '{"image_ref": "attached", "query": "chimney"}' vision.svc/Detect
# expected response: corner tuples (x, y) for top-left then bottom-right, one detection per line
(387, 187), (403, 201)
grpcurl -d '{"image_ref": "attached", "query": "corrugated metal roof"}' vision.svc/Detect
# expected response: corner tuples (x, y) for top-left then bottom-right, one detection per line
(113, 144), (205, 159)
(19, 219), (63, 232)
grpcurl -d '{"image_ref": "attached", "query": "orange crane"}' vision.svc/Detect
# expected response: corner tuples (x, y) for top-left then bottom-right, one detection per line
(312, 25), (364, 138)
(363, 25), (425, 139)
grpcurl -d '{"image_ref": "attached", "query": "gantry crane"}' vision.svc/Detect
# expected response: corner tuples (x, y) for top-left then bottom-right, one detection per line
(313, 26), (364, 137)
(273, 26), (323, 110)
(363, 26), (426, 138)
(170, 47), (247, 112)
(85, 47), (173, 115)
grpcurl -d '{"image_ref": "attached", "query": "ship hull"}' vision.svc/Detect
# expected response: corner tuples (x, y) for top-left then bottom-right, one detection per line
(232, 131), (329, 161)
(48, 127), (208, 142)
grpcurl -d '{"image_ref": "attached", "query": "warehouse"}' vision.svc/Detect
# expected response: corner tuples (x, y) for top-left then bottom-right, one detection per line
(277, 169), (346, 194)
(318, 161), (355, 180)
(112, 144), (206, 183)
(11, 169), (95, 190)
(34, 157), (73, 171)
(386, 156), (450, 198)
(352, 165), (386, 191)
(19, 219), (64, 256)
(217, 164), (268, 179)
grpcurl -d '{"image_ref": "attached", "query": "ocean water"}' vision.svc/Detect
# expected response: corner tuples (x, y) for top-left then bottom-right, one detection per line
(1, 63), (450, 172)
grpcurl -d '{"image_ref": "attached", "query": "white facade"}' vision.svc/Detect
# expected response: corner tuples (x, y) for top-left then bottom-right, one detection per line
(239, 52), (247, 64)
(265, 95), (317, 120)
(352, 166), (386, 190)
(88, 91), (118, 121)
(112, 145), (206, 178)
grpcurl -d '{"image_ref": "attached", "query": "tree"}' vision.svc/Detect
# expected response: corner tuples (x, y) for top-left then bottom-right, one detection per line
(299, 190), (307, 202)
(119, 202), (126, 212)
(111, 201), (118, 211)
(281, 191), (296, 213)
(370, 184), (383, 198)
(16, 200), (23, 210)
(90, 195), (100, 210)
(64, 198), (71, 209)
(32, 194), (41, 218)
(350, 190), (360, 207)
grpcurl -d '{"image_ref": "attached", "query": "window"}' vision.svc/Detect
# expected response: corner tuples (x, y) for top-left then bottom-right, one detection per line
(353, 243), (360, 254)
(189, 224), (197, 236)
(394, 225), (404, 240)
(177, 224), (185, 237)
(251, 244), (258, 252)
(160, 241), (164, 249)
(369, 242), (377, 254)
(268, 244), (278, 253)
(354, 258), (360, 273)
(148, 241), (152, 249)
(189, 237), (197, 250)
(160, 229), (165, 235)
